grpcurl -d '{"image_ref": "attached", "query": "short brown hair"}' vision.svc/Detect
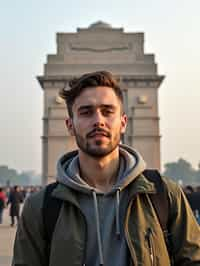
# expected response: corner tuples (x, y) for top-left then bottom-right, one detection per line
(60, 71), (123, 117)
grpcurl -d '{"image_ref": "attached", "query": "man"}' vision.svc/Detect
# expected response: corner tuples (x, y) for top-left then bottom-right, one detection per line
(12, 71), (200, 265)
(7, 185), (23, 226)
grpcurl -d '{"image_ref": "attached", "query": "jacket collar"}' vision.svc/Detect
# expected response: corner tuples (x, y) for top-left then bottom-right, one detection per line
(127, 172), (156, 199)
(52, 172), (156, 206)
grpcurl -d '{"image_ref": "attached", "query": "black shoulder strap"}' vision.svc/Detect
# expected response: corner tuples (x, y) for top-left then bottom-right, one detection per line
(143, 169), (169, 232)
(42, 182), (63, 244)
(143, 170), (175, 263)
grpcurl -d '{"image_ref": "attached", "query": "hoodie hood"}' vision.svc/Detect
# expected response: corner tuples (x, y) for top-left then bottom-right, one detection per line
(56, 144), (146, 194)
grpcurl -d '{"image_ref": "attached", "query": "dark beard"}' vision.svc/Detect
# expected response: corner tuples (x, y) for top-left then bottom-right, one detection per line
(74, 131), (120, 158)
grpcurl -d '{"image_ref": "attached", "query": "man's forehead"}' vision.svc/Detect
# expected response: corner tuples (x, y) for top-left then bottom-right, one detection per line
(73, 86), (121, 109)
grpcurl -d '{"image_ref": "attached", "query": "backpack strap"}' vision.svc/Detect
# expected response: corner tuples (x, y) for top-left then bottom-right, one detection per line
(143, 169), (169, 232)
(143, 169), (175, 263)
(42, 182), (63, 246)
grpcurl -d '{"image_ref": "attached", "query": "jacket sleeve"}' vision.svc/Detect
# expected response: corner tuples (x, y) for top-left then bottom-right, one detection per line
(12, 194), (47, 266)
(167, 182), (200, 265)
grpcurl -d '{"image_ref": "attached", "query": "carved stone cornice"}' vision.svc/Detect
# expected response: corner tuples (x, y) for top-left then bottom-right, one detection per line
(69, 42), (130, 52)
(121, 75), (165, 88)
(37, 74), (165, 89)
(37, 75), (73, 89)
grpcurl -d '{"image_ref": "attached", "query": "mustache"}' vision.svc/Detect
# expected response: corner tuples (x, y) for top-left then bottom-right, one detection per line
(86, 128), (111, 138)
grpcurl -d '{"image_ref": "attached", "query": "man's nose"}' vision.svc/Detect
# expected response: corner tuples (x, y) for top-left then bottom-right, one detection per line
(92, 111), (105, 127)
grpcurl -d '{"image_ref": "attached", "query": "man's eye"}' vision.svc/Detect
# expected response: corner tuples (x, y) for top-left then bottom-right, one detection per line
(80, 111), (91, 116)
(103, 110), (114, 115)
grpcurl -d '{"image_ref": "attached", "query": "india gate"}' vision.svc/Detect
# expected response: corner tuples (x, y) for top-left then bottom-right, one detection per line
(37, 21), (164, 185)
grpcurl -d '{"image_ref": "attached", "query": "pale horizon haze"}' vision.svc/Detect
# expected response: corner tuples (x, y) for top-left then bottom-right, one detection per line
(0, 0), (200, 174)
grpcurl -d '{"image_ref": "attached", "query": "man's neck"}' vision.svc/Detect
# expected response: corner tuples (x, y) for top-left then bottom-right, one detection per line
(78, 148), (120, 193)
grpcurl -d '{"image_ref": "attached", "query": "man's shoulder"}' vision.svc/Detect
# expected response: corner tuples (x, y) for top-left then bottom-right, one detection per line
(159, 175), (188, 212)
(26, 182), (61, 210)
(20, 183), (62, 232)
(24, 186), (47, 213)
(161, 175), (183, 193)
(143, 169), (181, 194)
(143, 170), (185, 203)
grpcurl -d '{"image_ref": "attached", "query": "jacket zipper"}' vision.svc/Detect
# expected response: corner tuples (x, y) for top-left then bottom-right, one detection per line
(146, 228), (155, 266)
(124, 199), (138, 266)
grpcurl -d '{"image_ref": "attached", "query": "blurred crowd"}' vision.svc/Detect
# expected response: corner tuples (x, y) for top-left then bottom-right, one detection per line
(0, 185), (41, 226)
(0, 184), (199, 226)
(183, 185), (200, 224)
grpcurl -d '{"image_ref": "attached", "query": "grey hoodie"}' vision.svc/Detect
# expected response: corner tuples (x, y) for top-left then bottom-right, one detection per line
(57, 144), (146, 266)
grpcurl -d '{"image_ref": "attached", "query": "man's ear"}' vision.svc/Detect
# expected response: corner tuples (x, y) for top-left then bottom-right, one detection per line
(120, 113), (128, 134)
(65, 118), (74, 136)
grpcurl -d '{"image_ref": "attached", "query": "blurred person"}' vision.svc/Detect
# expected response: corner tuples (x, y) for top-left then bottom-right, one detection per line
(20, 187), (27, 201)
(5, 186), (11, 198)
(196, 186), (200, 192)
(7, 185), (23, 226)
(0, 187), (6, 224)
(30, 186), (37, 194)
(24, 187), (31, 200)
(13, 71), (200, 265)
(186, 189), (200, 224)
(183, 185), (195, 194)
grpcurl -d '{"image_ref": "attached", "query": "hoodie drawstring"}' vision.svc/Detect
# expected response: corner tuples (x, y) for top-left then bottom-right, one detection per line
(116, 188), (121, 239)
(92, 189), (121, 266)
(92, 190), (104, 266)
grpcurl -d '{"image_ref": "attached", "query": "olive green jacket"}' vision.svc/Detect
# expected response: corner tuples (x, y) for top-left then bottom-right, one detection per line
(12, 174), (200, 266)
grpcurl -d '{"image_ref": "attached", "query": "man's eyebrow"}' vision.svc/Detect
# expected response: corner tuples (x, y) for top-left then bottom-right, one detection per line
(78, 104), (116, 111)
(77, 105), (93, 111)
(100, 104), (116, 109)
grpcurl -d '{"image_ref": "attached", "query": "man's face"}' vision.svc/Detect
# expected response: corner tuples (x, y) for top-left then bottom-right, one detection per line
(66, 86), (127, 157)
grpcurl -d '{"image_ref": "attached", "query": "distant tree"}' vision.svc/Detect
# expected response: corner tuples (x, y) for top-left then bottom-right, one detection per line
(0, 165), (41, 186)
(18, 172), (32, 186)
(163, 158), (198, 185)
(194, 161), (200, 184)
(0, 165), (18, 185)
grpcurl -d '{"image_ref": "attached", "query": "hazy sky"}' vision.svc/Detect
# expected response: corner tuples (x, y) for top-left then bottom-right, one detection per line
(0, 0), (200, 174)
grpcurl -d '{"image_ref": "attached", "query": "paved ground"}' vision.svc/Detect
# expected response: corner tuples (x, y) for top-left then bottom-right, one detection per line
(0, 208), (17, 266)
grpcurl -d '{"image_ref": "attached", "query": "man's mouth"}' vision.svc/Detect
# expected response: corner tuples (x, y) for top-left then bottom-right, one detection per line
(87, 129), (110, 138)
(91, 133), (107, 138)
